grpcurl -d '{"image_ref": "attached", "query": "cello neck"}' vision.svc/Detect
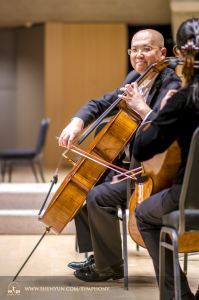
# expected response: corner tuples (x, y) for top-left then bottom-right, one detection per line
(77, 58), (170, 145)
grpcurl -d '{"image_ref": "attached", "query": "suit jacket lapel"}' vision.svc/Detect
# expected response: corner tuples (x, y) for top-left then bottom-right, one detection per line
(146, 68), (166, 107)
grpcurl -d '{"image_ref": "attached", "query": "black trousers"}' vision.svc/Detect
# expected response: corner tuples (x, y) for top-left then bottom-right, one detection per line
(75, 171), (127, 269)
(134, 184), (191, 300)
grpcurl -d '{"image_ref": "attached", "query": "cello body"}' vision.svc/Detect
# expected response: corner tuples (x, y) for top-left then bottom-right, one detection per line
(128, 140), (199, 253)
(39, 58), (171, 235)
(40, 103), (141, 234)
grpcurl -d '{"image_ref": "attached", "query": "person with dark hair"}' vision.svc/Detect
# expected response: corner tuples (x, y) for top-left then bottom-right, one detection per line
(59, 29), (181, 282)
(123, 18), (199, 299)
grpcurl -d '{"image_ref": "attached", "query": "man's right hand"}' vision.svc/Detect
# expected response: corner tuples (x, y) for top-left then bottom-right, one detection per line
(59, 118), (84, 149)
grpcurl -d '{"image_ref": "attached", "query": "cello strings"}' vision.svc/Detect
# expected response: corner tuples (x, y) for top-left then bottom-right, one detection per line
(76, 61), (165, 145)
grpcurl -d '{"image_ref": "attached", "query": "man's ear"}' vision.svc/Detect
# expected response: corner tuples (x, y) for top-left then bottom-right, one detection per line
(161, 47), (167, 58)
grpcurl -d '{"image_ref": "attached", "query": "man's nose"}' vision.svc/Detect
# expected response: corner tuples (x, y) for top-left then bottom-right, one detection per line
(136, 50), (144, 57)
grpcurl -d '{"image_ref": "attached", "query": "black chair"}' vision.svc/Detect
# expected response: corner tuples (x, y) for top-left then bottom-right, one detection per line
(159, 126), (199, 300)
(116, 203), (129, 290)
(0, 118), (50, 183)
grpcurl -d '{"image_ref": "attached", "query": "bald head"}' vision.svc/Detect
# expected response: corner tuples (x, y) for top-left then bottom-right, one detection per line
(129, 29), (166, 75)
(132, 29), (164, 48)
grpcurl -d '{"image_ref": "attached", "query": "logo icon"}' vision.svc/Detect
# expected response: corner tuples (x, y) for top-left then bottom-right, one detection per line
(7, 282), (20, 296)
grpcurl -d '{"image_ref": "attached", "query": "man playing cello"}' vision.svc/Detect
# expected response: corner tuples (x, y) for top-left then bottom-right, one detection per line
(58, 29), (181, 282)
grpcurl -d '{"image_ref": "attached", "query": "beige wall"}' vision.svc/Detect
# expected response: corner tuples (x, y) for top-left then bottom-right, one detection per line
(170, 1), (199, 85)
(44, 23), (127, 167)
(170, 1), (199, 41)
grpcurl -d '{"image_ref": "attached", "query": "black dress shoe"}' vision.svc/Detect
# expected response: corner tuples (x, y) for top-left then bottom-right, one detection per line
(74, 263), (124, 282)
(68, 254), (94, 270)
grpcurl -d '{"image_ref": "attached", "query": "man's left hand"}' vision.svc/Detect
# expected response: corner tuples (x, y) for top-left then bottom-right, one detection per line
(118, 82), (151, 120)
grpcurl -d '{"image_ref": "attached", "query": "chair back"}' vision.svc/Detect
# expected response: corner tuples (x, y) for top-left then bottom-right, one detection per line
(179, 126), (199, 233)
(35, 119), (50, 153)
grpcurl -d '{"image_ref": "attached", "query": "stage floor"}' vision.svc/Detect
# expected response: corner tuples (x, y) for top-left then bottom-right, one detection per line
(0, 235), (198, 300)
(0, 167), (199, 299)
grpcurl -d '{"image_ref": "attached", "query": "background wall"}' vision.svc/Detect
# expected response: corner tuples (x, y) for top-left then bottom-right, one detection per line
(16, 26), (44, 149)
(170, 1), (199, 40)
(0, 26), (44, 152)
(0, 23), (127, 168)
(0, 30), (16, 151)
(44, 23), (127, 166)
(1, 0), (198, 167)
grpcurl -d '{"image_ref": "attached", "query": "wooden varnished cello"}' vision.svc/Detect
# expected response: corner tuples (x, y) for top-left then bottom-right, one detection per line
(39, 58), (171, 235)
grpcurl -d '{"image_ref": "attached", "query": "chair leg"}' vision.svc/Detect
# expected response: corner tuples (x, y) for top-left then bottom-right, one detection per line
(75, 233), (78, 252)
(183, 253), (188, 275)
(183, 252), (199, 275)
(37, 162), (45, 183)
(0, 160), (2, 183)
(8, 163), (12, 183)
(160, 227), (181, 300)
(1, 160), (6, 182)
(122, 206), (128, 290)
(159, 230), (166, 300)
(30, 161), (39, 183)
(171, 229), (181, 300)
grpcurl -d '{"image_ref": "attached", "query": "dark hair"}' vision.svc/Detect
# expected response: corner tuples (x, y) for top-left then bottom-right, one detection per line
(176, 18), (199, 108)
(177, 18), (199, 48)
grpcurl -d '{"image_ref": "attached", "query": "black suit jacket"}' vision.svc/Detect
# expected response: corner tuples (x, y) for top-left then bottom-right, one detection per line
(73, 67), (181, 200)
(73, 67), (181, 127)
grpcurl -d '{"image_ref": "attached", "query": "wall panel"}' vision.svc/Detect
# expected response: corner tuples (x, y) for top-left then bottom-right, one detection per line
(45, 23), (127, 167)
(0, 30), (16, 151)
(16, 26), (44, 149)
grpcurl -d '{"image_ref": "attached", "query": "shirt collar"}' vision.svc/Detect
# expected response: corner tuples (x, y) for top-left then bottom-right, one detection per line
(139, 73), (158, 90)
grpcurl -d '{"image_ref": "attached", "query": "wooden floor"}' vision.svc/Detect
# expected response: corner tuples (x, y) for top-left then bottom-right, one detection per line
(0, 167), (199, 299)
(0, 235), (199, 300)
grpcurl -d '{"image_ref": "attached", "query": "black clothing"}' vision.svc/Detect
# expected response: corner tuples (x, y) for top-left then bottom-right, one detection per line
(75, 170), (126, 268)
(74, 68), (181, 127)
(133, 86), (199, 299)
(73, 67), (181, 269)
(133, 86), (199, 183)
(134, 186), (191, 300)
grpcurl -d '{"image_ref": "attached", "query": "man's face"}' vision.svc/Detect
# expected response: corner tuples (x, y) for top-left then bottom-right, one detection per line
(130, 31), (166, 75)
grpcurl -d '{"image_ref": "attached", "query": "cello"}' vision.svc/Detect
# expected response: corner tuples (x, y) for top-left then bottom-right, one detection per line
(12, 57), (174, 281)
(39, 58), (171, 235)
